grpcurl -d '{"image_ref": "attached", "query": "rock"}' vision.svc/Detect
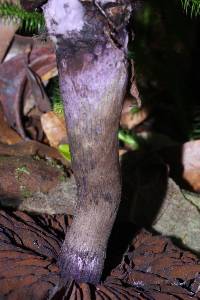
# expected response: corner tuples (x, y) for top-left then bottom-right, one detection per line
(18, 178), (76, 215)
(120, 151), (200, 253)
(153, 179), (200, 253)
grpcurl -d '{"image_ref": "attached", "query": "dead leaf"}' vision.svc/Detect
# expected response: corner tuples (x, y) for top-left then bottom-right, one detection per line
(182, 140), (200, 192)
(41, 111), (68, 148)
(4, 34), (33, 62)
(120, 96), (149, 129)
(0, 21), (20, 63)
(0, 45), (56, 138)
(26, 66), (51, 113)
(0, 104), (22, 144)
(130, 60), (141, 107)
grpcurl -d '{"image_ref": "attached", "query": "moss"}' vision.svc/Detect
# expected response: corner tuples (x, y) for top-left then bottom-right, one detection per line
(32, 155), (41, 161)
(20, 185), (32, 198)
(15, 165), (30, 175)
(0, 156), (9, 164)
(15, 165), (30, 180)
(59, 174), (67, 182)
(45, 158), (59, 168)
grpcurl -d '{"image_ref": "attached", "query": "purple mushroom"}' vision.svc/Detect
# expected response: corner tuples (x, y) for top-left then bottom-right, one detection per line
(43, 0), (135, 284)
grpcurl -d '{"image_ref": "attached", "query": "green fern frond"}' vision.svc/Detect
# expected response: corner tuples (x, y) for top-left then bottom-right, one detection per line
(0, 2), (45, 32)
(181, 0), (200, 17)
(48, 77), (65, 117)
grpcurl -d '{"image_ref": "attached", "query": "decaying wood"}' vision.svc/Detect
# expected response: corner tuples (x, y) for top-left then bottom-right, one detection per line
(0, 141), (70, 167)
(0, 155), (75, 215)
(1, 147), (200, 253)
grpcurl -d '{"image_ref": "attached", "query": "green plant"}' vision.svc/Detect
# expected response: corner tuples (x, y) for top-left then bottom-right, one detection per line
(118, 129), (140, 150)
(47, 77), (65, 116)
(20, 185), (32, 198)
(181, 0), (200, 16)
(0, 2), (45, 32)
(15, 165), (30, 181)
(58, 144), (71, 162)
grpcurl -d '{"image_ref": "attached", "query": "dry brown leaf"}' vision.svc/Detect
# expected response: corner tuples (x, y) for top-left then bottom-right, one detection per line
(183, 170), (200, 192)
(0, 44), (56, 139)
(182, 140), (200, 170)
(0, 22), (20, 63)
(0, 105), (22, 144)
(182, 140), (200, 192)
(120, 96), (149, 130)
(41, 111), (68, 148)
(119, 149), (127, 157)
(130, 60), (141, 107)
